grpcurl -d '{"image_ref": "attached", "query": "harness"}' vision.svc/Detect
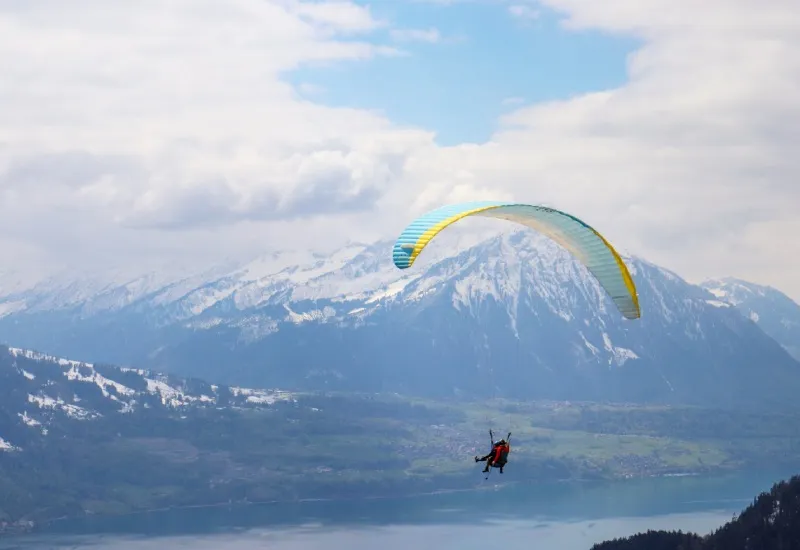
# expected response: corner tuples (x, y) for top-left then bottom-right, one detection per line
(493, 444), (509, 465)
(488, 430), (511, 465)
(482, 431), (511, 480)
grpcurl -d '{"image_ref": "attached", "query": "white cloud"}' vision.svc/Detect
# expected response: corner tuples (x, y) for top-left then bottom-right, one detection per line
(508, 4), (540, 20)
(390, 27), (442, 43)
(292, 0), (385, 33)
(401, 0), (800, 299)
(297, 83), (326, 96)
(0, 0), (433, 263)
(1, 0), (800, 301)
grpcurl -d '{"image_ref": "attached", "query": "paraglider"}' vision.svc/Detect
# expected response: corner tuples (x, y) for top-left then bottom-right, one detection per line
(391, 200), (641, 478)
(391, 200), (640, 320)
(475, 430), (511, 478)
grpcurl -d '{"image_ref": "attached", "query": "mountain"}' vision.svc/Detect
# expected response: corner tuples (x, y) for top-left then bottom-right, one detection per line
(0, 345), (482, 533)
(591, 472), (800, 550)
(0, 345), (295, 432)
(0, 230), (799, 410)
(0, 343), (296, 460)
(5, 344), (800, 536)
(702, 278), (800, 361)
(0, 343), (299, 531)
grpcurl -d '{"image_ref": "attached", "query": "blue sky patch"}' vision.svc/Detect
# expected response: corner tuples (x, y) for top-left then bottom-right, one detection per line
(286, 1), (640, 146)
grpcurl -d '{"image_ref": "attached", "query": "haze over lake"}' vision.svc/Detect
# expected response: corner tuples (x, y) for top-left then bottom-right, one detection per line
(4, 470), (788, 550)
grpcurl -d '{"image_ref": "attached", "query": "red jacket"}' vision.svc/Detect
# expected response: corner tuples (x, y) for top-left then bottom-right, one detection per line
(493, 443), (509, 462)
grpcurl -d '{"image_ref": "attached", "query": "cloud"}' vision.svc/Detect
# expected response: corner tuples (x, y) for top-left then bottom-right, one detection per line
(297, 83), (326, 96)
(413, 0), (800, 297)
(291, 0), (385, 34)
(390, 27), (442, 43)
(508, 4), (540, 20)
(0, 0), (432, 257)
(1, 0), (800, 301)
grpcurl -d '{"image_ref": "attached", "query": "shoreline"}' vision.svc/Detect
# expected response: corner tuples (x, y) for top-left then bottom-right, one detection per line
(2, 467), (734, 539)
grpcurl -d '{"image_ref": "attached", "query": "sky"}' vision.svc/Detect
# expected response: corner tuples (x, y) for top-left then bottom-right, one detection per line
(1, 0), (799, 300)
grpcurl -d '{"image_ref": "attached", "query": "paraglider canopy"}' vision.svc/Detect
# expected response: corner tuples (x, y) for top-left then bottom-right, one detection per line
(391, 200), (640, 320)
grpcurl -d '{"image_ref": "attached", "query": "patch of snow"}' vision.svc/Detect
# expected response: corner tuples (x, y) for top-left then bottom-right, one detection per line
(749, 311), (760, 322)
(365, 279), (412, 304)
(451, 266), (502, 314)
(185, 317), (224, 329)
(27, 393), (96, 419)
(0, 436), (19, 451)
(144, 378), (192, 408)
(141, 377), (217, 407)
(0, 299), (27, 317)
(180, 284), (239, 317)
(702, 279), (754, 306)
(18, 411), (41, 427)
(27, 393), (60, 409)
(612, 347), (639, 365)
(579, 332), (600, 356)
(64, 363), (135, 398)
(235, 249), (326, 283)
(706, 299), (730, 308)
(601, 332), (639, 366)
(283, 305), (336, 324)
(9, 347), (93, 368)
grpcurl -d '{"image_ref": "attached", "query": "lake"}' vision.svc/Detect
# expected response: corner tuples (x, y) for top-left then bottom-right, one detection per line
(2, 470), (791, 550)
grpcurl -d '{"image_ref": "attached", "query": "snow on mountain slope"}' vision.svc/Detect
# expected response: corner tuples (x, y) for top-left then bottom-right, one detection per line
(0, 227), (511, 320)
(702, 278), (800, 360)
(0, 229), (798, 410)
(0, 436), (18, 452)
(0, 345), (296, 451)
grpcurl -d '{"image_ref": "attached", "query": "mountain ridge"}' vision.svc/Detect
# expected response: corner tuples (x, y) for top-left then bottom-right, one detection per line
(0, 230), (798, 410)
(702, 277), (800, 360)
(0, 344), (297, 454)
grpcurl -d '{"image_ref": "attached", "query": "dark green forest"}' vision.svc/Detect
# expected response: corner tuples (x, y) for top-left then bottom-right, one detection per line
(592, 474), (800, 550)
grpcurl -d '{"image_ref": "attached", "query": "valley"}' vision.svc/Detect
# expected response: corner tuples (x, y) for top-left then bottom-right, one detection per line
(3, 346), (800, 536)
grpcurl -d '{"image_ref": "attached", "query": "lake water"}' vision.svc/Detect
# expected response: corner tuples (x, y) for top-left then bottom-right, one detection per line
(2, 470), (792, 550)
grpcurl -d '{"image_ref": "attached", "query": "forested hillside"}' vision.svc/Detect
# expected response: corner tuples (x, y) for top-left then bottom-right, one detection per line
(592, 474), (800, 549)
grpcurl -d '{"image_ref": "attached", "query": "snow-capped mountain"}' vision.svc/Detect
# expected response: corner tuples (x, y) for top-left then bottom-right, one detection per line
(702, 278), (800, 361)
(0, 345), (294, 453)
(0, 230), (798, 410)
